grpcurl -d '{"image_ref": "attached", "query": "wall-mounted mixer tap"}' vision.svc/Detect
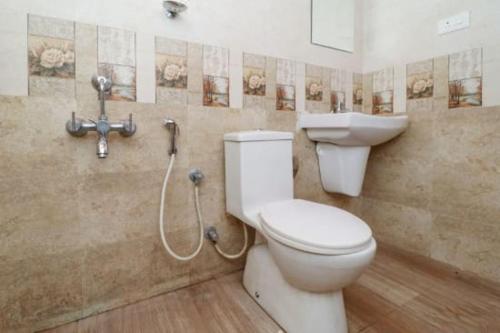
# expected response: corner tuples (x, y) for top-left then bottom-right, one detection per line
(66, 75), (137, 158)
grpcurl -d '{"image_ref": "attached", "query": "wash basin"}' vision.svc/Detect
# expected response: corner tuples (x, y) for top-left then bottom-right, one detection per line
(298, 112), (409, 197)
(298, 112), (409, 146)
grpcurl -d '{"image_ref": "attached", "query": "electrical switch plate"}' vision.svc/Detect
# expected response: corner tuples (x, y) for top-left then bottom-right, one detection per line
(438, 11), (470, 35)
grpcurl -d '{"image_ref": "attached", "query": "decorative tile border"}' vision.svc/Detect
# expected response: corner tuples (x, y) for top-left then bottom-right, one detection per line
(372, 67), (394, 114)
(97, 26), (136, 101)
(407, 59), (433, 100)
(22, 15), (499, 114)
(448, 48), (482, 109)
(28, 15), (75, 97)
(203, 45), (229, 107)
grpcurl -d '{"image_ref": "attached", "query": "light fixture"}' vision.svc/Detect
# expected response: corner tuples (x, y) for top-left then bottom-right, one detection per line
(163, 1), (187, 18)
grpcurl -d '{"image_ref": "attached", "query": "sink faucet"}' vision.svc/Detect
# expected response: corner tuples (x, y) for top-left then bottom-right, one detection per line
(66, 75), (136, 158)
(331, 94), (346, 113)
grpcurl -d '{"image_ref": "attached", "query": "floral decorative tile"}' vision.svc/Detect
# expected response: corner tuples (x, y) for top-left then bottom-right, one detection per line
(98, 63), (136, 101)
(353, 73), (363, 106)
(331, 91), (346, 111)
(373, 90), (394, 114)
(449, 77), (482, 108)
(306, 77), (323, 101)
(28, 36), (75, 79)
(243, 67), (266, 96)
(203, 75), (229, 107)
(156, 54), (187, 89)
(406, 59), (434, 100)
(276, 84), (295, 111)
(407, 72), (433, 99)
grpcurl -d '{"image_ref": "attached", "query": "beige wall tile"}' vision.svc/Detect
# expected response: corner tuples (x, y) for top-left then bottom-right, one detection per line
(155, 36), (188, 57)
(28, 14), (74, 40)
(29, 76), (75, 98)
(243, 53), (266, 69)
(75, 23), (97, 100)
(202, 45), (229, 77)
(98, 26), (136, 67)
(372, 67), (394, 92)
(449, 48), (482, 81)
(276, 58), (296, 85)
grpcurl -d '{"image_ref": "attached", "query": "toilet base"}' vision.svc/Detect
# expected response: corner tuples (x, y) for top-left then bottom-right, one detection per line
(243, 244), (347, 333)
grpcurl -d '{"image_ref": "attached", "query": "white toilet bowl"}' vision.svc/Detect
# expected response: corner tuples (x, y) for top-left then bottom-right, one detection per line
(224, 131), (376, 333)
(260, 199), (376, 293)
(266, 234), (376, 293)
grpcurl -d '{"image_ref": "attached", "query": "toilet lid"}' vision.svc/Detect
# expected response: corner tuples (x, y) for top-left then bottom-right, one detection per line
(260, 199), (372, 255)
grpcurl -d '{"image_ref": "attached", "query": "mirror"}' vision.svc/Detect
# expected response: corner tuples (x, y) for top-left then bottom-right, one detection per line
(311, 0), (355, 53)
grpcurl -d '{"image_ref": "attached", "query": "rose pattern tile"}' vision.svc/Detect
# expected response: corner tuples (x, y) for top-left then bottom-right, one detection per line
(353, 73), (363, 106)
(448, 49), (482, 109)
(407, 59), (434, 100)
(28, 36), (75, 79)
(203, 75), (229, 107)
(276, 84), (295, 111)
(306, 77), (323, 101)
(156, 54), (187, 89)
(243, 67), (266, 96)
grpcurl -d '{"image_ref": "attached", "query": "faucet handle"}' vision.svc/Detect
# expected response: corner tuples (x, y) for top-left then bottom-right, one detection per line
(119, 113), (136, 137)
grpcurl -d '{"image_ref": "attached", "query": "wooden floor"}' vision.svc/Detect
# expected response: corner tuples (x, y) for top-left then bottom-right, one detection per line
(43, 244), (500, 333)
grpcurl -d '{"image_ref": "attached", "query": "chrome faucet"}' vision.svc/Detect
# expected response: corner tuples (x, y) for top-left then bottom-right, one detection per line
(331, 94), (347, 113)
(66, 75), (137, 158)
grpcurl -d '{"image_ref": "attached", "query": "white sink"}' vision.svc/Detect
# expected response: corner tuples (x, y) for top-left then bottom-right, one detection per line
(299, 112), (409, 146)
(298, 112), (409, 197)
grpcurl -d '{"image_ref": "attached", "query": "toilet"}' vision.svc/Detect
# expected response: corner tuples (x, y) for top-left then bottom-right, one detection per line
(224, 130), (376, 333)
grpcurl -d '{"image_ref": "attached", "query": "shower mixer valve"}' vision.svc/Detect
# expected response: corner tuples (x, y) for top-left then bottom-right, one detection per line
(65, 75), (137, 158)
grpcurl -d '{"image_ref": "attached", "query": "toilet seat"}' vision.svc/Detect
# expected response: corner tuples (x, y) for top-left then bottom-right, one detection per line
(260, 199), (372, 255)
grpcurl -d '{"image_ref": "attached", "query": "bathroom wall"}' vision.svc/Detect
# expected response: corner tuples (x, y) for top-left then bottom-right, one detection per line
(357, 0), (500, 283)
(0, 2), (363, 331)
(0, 0), (363, 97)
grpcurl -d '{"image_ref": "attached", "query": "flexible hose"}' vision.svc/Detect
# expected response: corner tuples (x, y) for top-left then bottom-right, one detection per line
(194, 184), (249, 260)
(159, 154), (204, 261)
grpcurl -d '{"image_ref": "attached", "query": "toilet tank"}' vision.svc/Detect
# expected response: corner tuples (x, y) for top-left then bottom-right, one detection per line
(224, 131), (294, 228)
